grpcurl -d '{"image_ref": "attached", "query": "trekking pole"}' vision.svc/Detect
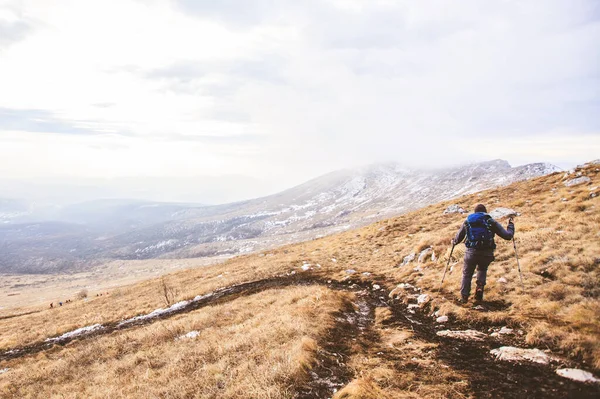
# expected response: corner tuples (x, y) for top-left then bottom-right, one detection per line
(512, 238), (525, 293)
(439, 243), (455, 292)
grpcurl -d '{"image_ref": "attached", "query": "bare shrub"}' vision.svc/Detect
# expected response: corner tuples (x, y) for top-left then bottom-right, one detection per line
(75, 289), (88, 300)
(159, 277), (178, 306)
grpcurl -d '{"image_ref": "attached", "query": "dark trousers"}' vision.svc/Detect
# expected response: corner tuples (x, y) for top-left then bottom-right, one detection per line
(461, 251), (494, 298)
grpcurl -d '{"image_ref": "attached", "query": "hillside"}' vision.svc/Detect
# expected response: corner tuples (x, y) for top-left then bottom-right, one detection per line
(0, 161), (598, 398)
(0, 160), (559, 274)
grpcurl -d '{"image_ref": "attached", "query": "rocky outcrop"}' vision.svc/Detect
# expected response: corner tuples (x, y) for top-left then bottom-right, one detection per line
(489, 208), (519, 219)
(564, 176), (591, 187)
(443, 204), (466, 214)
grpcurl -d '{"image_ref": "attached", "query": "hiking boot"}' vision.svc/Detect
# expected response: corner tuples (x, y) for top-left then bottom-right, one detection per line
(475, 287), (484, 302)
(458, 295), (469, 304)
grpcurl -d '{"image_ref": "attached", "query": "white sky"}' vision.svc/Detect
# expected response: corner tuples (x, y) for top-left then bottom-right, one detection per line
(0, 0), (599, 201)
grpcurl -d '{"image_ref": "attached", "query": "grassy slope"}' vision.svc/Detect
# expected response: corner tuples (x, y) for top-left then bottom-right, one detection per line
(0, 162), (598, 397)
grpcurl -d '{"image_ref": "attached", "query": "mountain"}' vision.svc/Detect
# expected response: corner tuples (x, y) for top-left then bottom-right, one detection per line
(0, 160), (561, 273)
(1, 161), (598, 399)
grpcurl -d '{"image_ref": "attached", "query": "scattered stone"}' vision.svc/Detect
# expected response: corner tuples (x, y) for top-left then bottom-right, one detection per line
(431, 250), (437, 262)
(217, 274), (224, 278)
(443, 204), (466, 214)
(489, 208), (519, 219)
(436, 315), (449, 323)
(490, 346), (554, 365)
(561, 198), (568, 202)
(400, 253), (416, 266)
(301, 264), (311, 271)
(372, 284), (381, 290)
(362, 272), (371, 277)
(417, 294), (430, 305)
(345, 269), (356, 275)
(418, 247), (433, 263)
(331, 258), (337, 263)
(556, 368), (600, 384)
(497, 277), (508, 284)
(389, 283), (418, 299)
(564, 176), (591, 187)
(0, 368), (8, 374)
(407, 304), (419, 309)
(437, 330), (487, 341)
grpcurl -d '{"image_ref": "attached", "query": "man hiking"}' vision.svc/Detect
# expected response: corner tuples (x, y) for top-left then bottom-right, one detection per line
(452, 204), (514, 303)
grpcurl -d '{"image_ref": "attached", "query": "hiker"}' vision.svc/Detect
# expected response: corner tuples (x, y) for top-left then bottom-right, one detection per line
(452, 204), (514, 303)
(50, 303), (53, 308)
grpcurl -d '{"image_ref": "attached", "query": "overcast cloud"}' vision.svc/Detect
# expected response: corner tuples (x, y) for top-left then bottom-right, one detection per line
(0, 0), (598, 201)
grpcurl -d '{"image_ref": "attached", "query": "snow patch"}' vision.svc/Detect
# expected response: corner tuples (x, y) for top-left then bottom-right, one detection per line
(118, 300), (191, 326)
(45, 324), (104, 343)
(437, 330), (487, 341)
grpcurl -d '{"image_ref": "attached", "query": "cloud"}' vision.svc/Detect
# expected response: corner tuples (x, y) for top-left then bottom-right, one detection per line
(0, 4), (33, 49)
(0, 0), (598, 198)
(0, 107), (130, 136)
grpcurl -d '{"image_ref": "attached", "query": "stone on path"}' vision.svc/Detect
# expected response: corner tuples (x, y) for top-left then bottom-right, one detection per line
(400, 253), (416, 266)
(490, 346), (554, 365)
(556, 368), (600, 384)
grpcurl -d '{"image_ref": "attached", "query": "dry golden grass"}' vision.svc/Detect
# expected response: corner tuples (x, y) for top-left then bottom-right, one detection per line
(0, 286), (341, 398)
(0, 162), (598, 397)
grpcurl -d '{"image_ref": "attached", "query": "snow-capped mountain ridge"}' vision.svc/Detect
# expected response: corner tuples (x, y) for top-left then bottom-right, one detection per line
(0, 160), (562, 273)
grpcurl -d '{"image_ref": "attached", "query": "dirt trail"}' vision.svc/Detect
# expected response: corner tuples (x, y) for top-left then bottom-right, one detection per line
(1, 273), (598, 399)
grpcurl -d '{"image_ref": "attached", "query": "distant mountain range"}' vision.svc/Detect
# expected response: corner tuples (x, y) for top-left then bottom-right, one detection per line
(0, 160), (561, 273)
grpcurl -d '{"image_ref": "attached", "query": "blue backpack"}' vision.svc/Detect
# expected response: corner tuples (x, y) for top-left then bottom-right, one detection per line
(465, 213), (496, 249)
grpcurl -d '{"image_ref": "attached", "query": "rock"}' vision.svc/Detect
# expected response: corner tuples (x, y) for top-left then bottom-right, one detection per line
(345, 269), (356, 275)
(436, 315), (449, 323)
(490, 346), (554, 365)
(400, 253), (416, 266)
(418, 247), (433, 263)
(331, 258), (337, 263)
(177, 331), (200, 340)
(489, 208), (519, 219)
(430, 250), (437, 262)
(564, 176), (591, 187)
(437, 330), (487, 341)
(556, 368), (600, 383)
(497, 277), (508, 284)
(301, 263), (311, 271)
(372, 284), (381, 290)
(499, 327), (513, 335)
(443, 204), (466, 214)
(362, 272), (371, 276)
(0, 368), (8, 375)
(417, 294), (430, 305)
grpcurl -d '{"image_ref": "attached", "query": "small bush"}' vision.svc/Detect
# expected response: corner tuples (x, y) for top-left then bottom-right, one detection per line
(76, 289), (88, 300)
